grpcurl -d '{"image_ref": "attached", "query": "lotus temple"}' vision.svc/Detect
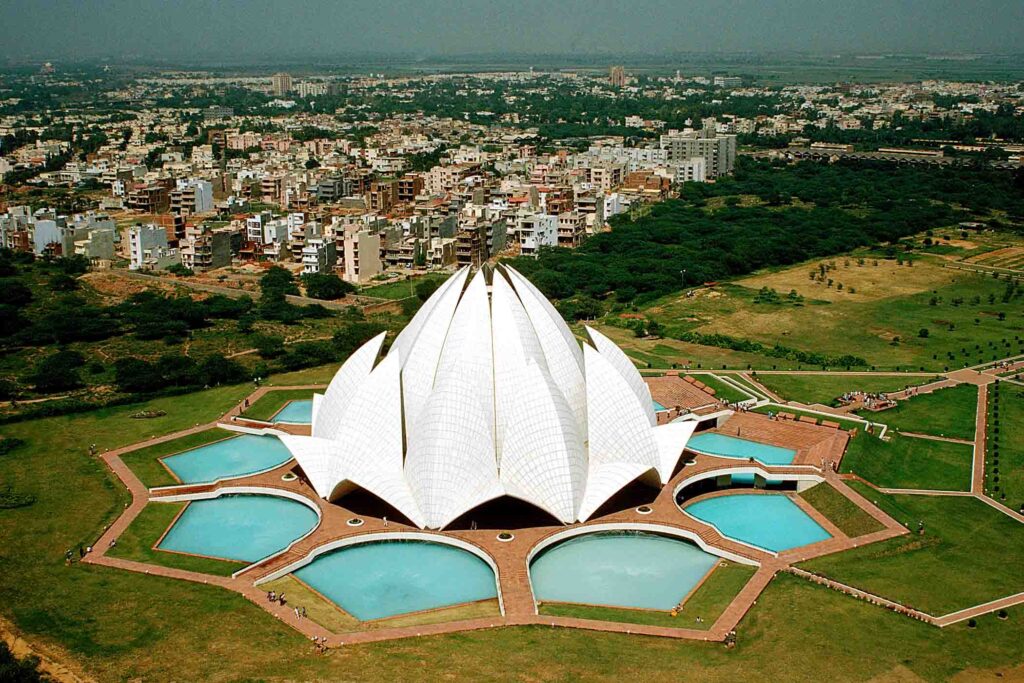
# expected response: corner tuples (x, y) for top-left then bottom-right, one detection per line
(89, 265), (911, 644)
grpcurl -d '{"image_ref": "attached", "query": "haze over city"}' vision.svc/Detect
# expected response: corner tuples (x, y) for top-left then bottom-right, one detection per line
(1, 0), (1024, 62)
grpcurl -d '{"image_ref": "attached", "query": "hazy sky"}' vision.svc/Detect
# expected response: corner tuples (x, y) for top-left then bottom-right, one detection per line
(2, 0), (1023, 61)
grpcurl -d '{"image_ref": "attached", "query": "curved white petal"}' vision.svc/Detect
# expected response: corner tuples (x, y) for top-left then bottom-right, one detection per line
(505, 265), (587, 436)
(390, 266), (469, 366)
(584, 344), (661, 473)
(586, 326), (656, 426)
(311, 331), (385, 440)
(400, 268), (469, 431)
(405, 371), (504, 529)
(652, 419), (698, 481)
(499, 361), (586, 523)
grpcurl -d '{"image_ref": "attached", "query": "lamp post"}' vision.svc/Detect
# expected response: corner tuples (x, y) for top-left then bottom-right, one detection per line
(680, 269), (687, 290)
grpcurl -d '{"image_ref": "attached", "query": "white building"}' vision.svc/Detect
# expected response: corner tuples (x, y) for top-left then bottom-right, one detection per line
(127, 224), (172, 271)
(277, 265), (697, 529)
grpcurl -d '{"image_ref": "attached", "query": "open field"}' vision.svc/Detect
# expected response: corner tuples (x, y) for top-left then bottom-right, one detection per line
(799, 483), (885, 537)
(800, 485), (1024, 615)
(754, 373), (942, 405)
(637, 251), (1024, 371)
(862, 384), (978, 440)
(539, 561), (756, 630)
(107, 501), (245, 576)
(988, 383), (1024, 513)
(359, 273), (447, 300)
(841, 433), (974, 492)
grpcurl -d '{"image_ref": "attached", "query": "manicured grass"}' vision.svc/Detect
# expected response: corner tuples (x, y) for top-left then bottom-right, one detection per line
(750, 405), (867, 432)
(539, 561), (756, 630)
(861, 383), (978, 440)
(988, 383), (1024, 513)
(262, 576), (360, 632)
(368, 599), (500, 630)
(119, 427), (233, 488)
(800, 486), (1024, 615)
(4, 383), (1024, 680)
(799, 483), (885, 537)
(840, 433), (974, 491)
(690, 374), (753, 403)
(107, 502), (245, 577)
(241, 389), (316, 422)
(754, 373), (941, 405)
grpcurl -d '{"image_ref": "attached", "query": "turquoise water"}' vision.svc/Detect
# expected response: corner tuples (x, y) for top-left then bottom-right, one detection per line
(294, 541), (497, 620)
(273, 399), (313, 423)
(158, 495), (318, 563)
(685, 494), (831, 552)
(530, 532), (718, 610)
(652, 400), (667, 411)
(162, 433), (293, 483)
(687, 432), (797, 465)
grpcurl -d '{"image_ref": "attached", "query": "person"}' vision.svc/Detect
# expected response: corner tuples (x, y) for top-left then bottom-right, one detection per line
(268, 590), (276, 602)
(382, 516), (388, 528)
(301, 606), (307, 618)
(78, 546), (85, 558)
(64, 548), (73, 565)
(278, 593), (286, 606)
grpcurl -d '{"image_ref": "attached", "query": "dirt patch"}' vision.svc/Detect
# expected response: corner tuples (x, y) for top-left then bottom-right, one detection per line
(0, 615), (93, 683)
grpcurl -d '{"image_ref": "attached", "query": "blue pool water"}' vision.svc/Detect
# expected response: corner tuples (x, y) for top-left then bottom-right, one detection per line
(162, 433), (294, 483)
(652, 399), (667, 411)
(294, 541), (497, 620)
(687, 432), (797, 465)
(530, 532), (719, 610)
(158, 495), (318, 563)
(685, 494), (831, 552)
(273, 399), (313, 423)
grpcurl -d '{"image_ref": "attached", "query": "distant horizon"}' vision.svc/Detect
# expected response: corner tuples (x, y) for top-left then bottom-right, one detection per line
(2, 0), (1023, 62)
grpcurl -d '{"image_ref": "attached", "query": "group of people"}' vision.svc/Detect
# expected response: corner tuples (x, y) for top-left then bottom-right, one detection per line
(838, 391), (895, 411)
(65, 545), (92, 564)
(311, 635), (329, 654)
(266, 590), (286, 606)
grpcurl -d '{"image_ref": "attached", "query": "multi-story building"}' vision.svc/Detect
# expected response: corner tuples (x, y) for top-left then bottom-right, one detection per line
(609, 65), (626, 87)
(271, 72), (293, 97)
(514, 211), (558, 257)
(341, 225), (382, 284)
(557, 211), (586, 249)
(659, 129), (737, 178)
(127, 184), (170, 213)
(127, 224), (173, 271)
(180, 225), (235, 272)
(169, 178), (213, 216)
(301, 236), (337, 274)
(397, 173), (424, 203)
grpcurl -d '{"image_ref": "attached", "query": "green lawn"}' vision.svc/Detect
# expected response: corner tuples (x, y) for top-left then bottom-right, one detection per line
(119, 427), (233, 488)
(800, 485), (1024, 615)
(241, 389), (316, 422)
(691, 374), (753, 403)
(988, 383), (1024, 513)
(539, 561), (756, 630)
(359, 274), (446, 300)
(4, 383), (1024, 680)
(754, 373), (941, 405)
(799, 483), (885, 537)
(861, 383), (978, 440)
(840, 433), (974, 491)
(107, 502), (245, 576)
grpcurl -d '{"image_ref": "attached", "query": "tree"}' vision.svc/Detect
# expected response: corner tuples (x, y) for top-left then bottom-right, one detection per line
(49, 273), (79, 292)
(113, 358), (160, 393)
(302, 272), (354, 300)
(28, 350), (85, 392)
(166, 263), (194, 277)
(919, 328), (930, 338)
(0, 279), (32, 307)
(0, 640), (49, 683)
(415, 278), (441, 302)
(332, 322), (386, 358)
(253, 334), (285, 358)
(260, 266), (300, 297)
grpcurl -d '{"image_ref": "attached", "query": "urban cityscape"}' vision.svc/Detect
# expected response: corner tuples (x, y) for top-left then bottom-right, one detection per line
(2, 1), (1024, 681)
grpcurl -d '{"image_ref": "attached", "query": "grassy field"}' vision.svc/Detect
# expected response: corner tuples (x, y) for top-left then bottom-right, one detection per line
(988, 383), (1024, 513)
(862, 384), (978, 440)
(241, 389), (316, 421)
(754, 373), (941, 405)
(107, 501), (245, 576)
(359, 273), (447, 300)
(119, 427), (233, 488)
(840, 433), (974, 491)
(800, 485), (1024, 615)
(691, 374), (753, 403)
(638, 254), (1024, 371)
(799, 483), (885, 537)
(539, 560), (756, 630)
